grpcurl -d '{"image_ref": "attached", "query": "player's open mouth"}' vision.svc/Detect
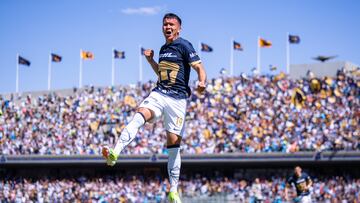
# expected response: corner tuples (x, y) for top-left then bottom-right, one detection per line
(166, 30), (172, 35)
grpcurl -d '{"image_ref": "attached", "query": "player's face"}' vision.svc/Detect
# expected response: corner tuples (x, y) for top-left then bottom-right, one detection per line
(163, 18), (181, 43)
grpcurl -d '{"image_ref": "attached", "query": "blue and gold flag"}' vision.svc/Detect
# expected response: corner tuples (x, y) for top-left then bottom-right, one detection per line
(114, 49), (125, 59)
(233, 41), (243, 51)
(289, 35), (300, 44)
(201, 43), (213, 52)
(18, 56), (30, 66)
(51, 53), (62, 62)
(141, 47), (146, 55)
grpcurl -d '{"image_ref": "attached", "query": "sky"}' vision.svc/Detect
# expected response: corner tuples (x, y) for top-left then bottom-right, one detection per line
(0, 0), (359, 94)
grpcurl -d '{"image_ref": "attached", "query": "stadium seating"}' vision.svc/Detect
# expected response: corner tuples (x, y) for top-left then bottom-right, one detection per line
(0, 69), (358, 155)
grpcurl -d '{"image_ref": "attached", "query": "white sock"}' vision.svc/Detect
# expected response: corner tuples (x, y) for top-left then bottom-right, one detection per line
(167, 146), (181, 192)
(113, 113), (145, 155)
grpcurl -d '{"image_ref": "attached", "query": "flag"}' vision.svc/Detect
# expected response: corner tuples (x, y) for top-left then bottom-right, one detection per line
(309, 78), (321, 93)
(114, 49), (125, 59)
(81, 50), (94, 60)
(292, 88), (306, 109)
(51, 53), (62, 62)
(18, 56), (30, 66)
(289, 35), (300, 44)
(201, 43), (213, 52)
(269, 65), (277, 71)
(219, 68), (227, 75)
(259, 38), (272, 48)
(141, 47), (146, 55)
(233, 41), (243, 51)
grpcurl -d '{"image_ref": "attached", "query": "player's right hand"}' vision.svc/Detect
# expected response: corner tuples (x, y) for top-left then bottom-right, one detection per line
(144, 49), (154, 61)
(196, 81), (206, 94)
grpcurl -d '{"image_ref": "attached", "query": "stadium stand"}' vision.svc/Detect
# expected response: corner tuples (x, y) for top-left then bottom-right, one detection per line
(0, 68), (358, 155)
(0, 67), (359, 202)
(1, 164), (360, 202)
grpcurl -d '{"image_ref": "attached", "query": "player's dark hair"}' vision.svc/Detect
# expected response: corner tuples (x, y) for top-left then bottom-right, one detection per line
(163, 13), (182, 26)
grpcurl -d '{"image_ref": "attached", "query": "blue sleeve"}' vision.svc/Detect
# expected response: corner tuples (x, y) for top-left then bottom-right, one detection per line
(181, 41), (201, 64)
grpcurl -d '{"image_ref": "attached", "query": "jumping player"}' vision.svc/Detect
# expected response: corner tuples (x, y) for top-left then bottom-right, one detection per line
(102, 13), (207, 203)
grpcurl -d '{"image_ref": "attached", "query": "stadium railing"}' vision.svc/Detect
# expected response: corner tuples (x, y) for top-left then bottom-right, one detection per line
(1, 151), (360, 166)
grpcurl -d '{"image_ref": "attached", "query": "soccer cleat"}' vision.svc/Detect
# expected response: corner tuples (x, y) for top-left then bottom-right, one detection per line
(168, 191), (182, 203)
(102, 146), (118, 166)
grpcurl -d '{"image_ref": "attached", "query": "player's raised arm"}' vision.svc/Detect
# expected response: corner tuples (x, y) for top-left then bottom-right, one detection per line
(191, 62), (207, 94)
(306, 175), (313, 190)
(144, 49), (159, 75)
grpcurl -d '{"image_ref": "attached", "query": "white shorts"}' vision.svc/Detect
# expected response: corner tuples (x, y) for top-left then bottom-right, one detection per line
(300, 195), (312, 203)
(139, 91), (187, 136)
(295, 194), (312, 203)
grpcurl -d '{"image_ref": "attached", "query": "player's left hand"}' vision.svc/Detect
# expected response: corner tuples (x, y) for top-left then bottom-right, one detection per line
(196, 81), (206, 94)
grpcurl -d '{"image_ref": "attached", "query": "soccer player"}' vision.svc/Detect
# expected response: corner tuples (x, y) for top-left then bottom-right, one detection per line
(285, 166), (313, 203)
(102, 13), (207, 203)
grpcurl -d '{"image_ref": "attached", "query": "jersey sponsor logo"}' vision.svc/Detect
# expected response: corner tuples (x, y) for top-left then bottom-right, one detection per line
(189, 52), (198, 58)
(159, 53), (177, 58)
(296, 179), (306, 184)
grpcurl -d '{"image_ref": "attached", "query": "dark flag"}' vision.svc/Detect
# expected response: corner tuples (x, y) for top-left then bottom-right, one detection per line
(269, 65), (277, 71)
(289, 35), (300, 44)
(18, 56), (30, 66)
(51, 53), (62, 62)
(219, 68), (227, 75)
(233, 41), (243, 51)
(114, 49), (125, 59)
(201, 43), (213, 52)
(141, 47), (146, 55)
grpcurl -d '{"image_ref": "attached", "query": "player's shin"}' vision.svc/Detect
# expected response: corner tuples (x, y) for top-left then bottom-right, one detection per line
(167, 144), (181, 192)
(113, 112), (145, 155)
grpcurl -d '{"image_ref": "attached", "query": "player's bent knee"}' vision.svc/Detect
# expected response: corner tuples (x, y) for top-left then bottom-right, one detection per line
(137, 107), (153, 122)
(166, 131), (182, 146)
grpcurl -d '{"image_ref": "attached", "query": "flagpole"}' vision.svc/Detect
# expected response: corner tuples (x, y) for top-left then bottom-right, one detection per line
(139, 45), (143, 82)
(230, 37), (234, 76)
(286, 32), (290, 74)
(257, 36), (260, 74)
(16, 54), (19, 93)
(48, 53), (52, 91)
(112, 48), (115, 86)
(79, 49), (83, 88)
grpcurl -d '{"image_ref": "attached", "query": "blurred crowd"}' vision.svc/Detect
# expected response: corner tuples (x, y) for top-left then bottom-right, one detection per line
(0, 69), (359, 155)
(1, 175), (359, 202)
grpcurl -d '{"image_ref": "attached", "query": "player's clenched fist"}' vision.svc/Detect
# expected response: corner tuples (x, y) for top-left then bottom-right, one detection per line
(196, 81), (206, 94)
(144, 49), (154, 61)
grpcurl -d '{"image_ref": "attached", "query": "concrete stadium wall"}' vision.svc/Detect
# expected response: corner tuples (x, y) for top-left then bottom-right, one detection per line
(1, 151), (360, 167)
(289, 61), (359, 79)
